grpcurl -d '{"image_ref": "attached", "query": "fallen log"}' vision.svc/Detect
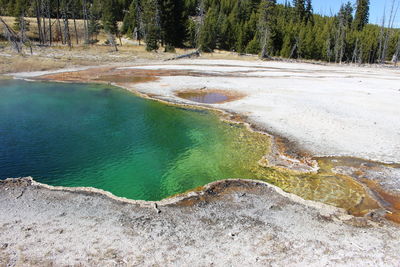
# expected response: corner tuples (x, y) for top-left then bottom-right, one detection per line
(165, 50), (200, 61)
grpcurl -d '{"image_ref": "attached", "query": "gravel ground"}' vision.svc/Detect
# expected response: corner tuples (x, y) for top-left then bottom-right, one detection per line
(1, 178), (399, 266)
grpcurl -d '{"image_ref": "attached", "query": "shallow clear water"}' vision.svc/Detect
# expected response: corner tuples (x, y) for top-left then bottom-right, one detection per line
(0, 80), (269, 200)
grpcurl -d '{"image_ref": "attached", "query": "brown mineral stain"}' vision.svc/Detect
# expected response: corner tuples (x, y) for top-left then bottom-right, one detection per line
(386, 212), (400, 224)
(176, 89), (245, 104)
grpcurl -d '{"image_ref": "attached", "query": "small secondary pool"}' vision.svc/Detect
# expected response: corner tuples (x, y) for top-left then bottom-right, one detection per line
(177, 90), (236, 104)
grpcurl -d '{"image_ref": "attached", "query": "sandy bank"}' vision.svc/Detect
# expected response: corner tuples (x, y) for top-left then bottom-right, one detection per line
(1, 177), (399, 266)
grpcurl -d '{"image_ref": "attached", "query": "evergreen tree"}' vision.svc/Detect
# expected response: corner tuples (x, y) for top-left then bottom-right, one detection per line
(339, 2), (354, 27)
(122, 0), (143, 42)
(305, 0), (313, 24)
(101, 0), (119, 50)
(160, 0), (186, 51)
(142, 0), (161, 51)
(354, 0), (369, 31)
(102, 0), (118, 35)
(293, 0), (305, 22)
(197, 7), (218, 52)
(258, 0), (276, 58)
(88, 4), (101, 43)
(0, 0), (397, 65)
(12, 0), (30, 32)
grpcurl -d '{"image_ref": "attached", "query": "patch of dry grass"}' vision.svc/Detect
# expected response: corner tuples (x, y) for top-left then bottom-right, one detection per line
(0, 15), (258, 74)
(0, 55), (67, 73)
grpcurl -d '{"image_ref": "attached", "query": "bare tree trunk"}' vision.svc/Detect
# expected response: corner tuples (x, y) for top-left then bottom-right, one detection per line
(289, 38), (298, 59)
(56, 0), (64, 44)
(35, 0), (44, 44)
(352, 38), (359, 64)
(325, 37), (332, 62)
(377, 17), (385, 62)
(195, 0), (205, 50)
(47, 0), (52, 46)
(73, 16), (79, 44)
(41, 0), (47, 44)
(358, 46), (363, 66)
(260, 28), (270, 59)
(63, 17), (71, 48)
(61, 1), (72, 49)
(394, 35), (400, 66)
(82, 0), (89, 44)
(381, 0), (399, 64)
(107, 33), (118, 52)
(334, 16), (345, 64)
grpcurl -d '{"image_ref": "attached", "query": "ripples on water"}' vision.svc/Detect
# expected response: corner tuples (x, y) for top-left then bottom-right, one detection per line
(0, 80), (379, 215)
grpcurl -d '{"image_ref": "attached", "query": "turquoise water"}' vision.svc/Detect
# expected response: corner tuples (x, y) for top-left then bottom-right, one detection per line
(0, 80), (269, 200)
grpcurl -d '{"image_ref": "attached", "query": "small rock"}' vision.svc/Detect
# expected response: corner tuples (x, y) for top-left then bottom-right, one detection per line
(270, 205), (282, 211)
(1, 243), (8, 249)
(153, 203), (161, 214)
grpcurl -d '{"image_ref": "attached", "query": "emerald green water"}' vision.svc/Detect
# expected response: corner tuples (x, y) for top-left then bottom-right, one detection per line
(0, 80), (269, 200)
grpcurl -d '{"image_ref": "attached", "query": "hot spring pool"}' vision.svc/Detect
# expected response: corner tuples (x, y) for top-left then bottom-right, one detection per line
(0, 80), (269, 200)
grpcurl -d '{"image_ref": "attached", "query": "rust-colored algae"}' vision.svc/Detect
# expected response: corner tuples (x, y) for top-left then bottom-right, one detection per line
(361, 178), (400, 212)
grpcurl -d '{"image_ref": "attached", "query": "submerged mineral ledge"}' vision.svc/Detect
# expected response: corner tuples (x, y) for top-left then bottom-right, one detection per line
(1, 177), (399, 266)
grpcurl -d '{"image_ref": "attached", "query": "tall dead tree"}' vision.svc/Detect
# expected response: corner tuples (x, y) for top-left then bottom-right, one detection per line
(0, 16), (22, 53)
(195, 0), (205, 50)
(82, 0), (89, 44)
(73, 14), (79, 44)
(41, 0), (47, 43)
(61, 0), (72, 49)
(334, 13), (346, 63)
(47, 0), (52, 46)
(352, 38), (360, 64)
(135, 2), (145, 45)
(18, 12), (33, 54)
(34, 0), (44, 44)
(393, 35), (400, 66)
(378, 0), (399, 63)
(56, 0), (64, 43)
